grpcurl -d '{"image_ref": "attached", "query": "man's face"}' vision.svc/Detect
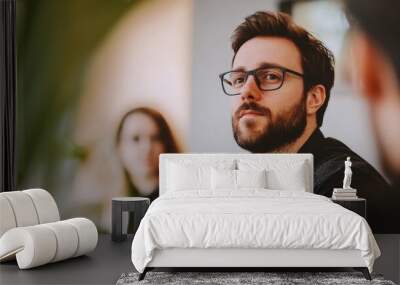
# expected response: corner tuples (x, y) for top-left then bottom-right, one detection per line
(231, 37), (306, 152)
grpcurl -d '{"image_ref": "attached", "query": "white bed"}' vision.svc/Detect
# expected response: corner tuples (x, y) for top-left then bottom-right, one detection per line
(131, 153), (380, 280)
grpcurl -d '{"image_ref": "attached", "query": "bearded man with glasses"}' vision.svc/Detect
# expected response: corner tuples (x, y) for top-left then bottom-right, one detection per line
(220, 11), (399, 233)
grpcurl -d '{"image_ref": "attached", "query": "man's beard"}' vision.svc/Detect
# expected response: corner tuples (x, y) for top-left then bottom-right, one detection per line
(232, 98), (307, 153)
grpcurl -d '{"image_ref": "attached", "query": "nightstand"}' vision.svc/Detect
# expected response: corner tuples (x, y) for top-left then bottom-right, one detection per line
(112, 197), (150, 242)
(331, 198), (367, 219)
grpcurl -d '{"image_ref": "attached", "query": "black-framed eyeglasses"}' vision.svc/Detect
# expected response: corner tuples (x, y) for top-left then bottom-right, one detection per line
(219, 65), (304, 96)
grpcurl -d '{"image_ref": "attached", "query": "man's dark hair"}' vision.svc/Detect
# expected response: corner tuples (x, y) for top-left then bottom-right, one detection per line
(231, 11), (335, 127)
(346, 0), (400, 80)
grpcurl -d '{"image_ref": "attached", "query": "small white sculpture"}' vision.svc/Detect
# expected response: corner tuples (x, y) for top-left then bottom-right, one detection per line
(342, 157), (353, 189)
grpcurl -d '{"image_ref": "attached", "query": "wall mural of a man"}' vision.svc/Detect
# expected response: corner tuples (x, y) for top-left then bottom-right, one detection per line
(219, 11), (399, 233)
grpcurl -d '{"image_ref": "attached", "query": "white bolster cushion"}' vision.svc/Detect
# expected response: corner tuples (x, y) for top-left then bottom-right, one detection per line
(0, 218), (98, 269)
(0, 191), (39, 228)
(0, 189), (60, 238)
(42, 221), (79, 262)
(0, 226), (57, 268)
(23, 189), (60, 223)
(0, 196), (17, 237)
(64, 218), (98, 257)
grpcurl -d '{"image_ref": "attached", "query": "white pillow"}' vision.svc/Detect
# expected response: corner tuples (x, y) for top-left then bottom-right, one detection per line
(238, 159), (309, 192)
(211, 168), (236, 190)
(211, 168), (267, 190)
(267, 163), (307, 191)
(236, 169), (267, 188)
(167, 160), (235, 191)
(168, 163), (209, 191)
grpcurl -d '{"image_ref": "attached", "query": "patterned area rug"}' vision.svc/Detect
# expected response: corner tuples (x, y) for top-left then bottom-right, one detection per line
(116, 271), (396, 285)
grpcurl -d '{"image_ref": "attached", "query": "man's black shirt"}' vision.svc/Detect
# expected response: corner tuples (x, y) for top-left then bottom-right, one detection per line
(298, 128), (399, 233)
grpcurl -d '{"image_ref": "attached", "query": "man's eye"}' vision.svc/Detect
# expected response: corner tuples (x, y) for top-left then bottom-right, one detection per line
(132, 135), (140, 142)
(260, 72), (281, 82)
(233, 77), (245, 85)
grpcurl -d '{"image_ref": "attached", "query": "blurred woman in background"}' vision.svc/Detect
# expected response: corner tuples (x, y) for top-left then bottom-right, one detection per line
(115, 107), (181, 201)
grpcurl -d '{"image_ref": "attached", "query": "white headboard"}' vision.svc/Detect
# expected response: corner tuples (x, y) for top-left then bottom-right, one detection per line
(159, 153), (313, 195)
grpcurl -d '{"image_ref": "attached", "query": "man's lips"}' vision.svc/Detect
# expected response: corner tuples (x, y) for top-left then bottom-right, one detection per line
(239, 110), (265, 118)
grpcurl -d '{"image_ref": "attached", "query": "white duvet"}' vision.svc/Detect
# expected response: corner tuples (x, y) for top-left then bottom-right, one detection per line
(131, 189), (380, 273)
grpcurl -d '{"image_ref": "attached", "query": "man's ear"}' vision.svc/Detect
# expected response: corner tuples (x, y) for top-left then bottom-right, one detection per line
(351, 32), (384, 102)
(306, 84), (326, 115)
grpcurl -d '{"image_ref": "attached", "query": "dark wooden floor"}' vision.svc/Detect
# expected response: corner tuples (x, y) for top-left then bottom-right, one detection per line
(1, 234), (398, 284)
(0, 234), (134, 285)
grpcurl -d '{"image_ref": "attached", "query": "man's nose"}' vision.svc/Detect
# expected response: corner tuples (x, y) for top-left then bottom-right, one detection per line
(240, 75), (262, 102)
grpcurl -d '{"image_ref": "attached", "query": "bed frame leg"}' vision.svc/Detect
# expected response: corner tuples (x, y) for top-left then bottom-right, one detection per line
(354, 267), (371, 280)
(138, 268), (148, 281)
